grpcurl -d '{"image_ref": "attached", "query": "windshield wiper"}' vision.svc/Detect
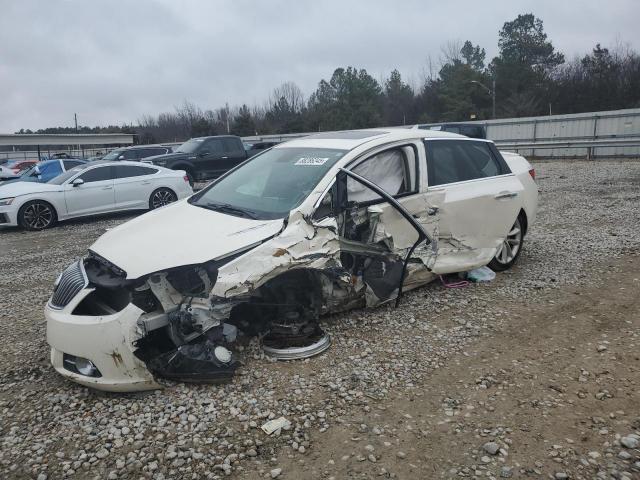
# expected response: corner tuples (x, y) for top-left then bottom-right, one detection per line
(203, 202), (258, 219)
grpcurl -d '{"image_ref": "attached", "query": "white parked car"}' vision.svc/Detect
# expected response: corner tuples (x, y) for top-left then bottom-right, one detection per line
(0, 161), (193, 230)
(45, 129), (538, 391)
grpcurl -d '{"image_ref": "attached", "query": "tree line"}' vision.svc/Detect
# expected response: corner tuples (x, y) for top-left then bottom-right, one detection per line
(17, 13), (640, 144)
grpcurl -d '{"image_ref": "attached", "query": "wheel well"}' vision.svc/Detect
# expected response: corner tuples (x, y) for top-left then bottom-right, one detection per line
(227, 269), (327, 334)
(518, 209), (528, 236)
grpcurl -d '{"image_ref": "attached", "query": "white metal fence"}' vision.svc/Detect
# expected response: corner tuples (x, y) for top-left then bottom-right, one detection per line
(482, 108), (640, 158)
(3, 108), (639, 163)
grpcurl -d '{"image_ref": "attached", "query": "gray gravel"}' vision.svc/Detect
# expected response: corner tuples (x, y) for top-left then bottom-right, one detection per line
(1, 159), (639, 479)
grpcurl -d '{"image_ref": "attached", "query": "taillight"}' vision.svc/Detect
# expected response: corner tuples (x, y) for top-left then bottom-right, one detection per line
(183, 175), (189, 183)
(528, 168), (536, 180)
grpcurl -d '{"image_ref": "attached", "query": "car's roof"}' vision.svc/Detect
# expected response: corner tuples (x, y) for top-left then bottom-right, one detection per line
(85, 160), (160, 168)
(126, 144), (171, 150)
(277, 128), (466, 150)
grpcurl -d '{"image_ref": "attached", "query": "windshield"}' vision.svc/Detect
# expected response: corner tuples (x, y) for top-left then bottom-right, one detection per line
(47, 164), (90, 185)
(102, 148), (125, 161)
(191, 147), (347, 220)
(176, 138), (205, 153)
(20, 164), (42, 178)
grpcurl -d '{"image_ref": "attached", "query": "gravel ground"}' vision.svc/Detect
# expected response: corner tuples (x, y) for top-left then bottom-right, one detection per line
(0, 159), (639, 480)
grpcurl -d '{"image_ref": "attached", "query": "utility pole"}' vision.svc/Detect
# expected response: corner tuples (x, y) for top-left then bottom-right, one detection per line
(470, 80), (496, 119)
(491, 78), (496, 120)
(225, 103), (230, 133)
(74, 113), (79, 157)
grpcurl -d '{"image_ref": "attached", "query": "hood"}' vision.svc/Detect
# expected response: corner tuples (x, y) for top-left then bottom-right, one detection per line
(90, 200), (285, 279)
(0, 180), (59, 196)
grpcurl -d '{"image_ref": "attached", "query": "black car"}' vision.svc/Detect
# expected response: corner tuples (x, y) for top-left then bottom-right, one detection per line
(99, 145), (173, 162)
(415, 123), (486, 139)
(146, 135), (247, 184)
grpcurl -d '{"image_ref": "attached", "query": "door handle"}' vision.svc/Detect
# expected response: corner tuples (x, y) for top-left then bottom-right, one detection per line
(141, 181), (151, 185)
(102, 186), (113, 190)
(495, 191), (518, 199)
(221, 156), (228, 159)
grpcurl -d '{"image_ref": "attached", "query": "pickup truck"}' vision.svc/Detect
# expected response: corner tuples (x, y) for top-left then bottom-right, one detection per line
(145, 135), (247, 184)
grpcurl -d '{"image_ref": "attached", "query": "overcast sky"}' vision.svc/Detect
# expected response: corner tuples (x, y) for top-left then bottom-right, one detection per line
(1, 0), (638, 132)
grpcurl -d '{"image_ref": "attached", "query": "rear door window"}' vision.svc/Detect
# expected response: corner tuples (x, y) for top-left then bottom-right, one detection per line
(425, 140), (506, 187)
(115, 165), (157, 178)
(222, 138), (244, 155)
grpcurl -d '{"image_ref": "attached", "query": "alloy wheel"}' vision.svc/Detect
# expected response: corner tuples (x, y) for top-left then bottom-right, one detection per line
(151, 189), (177, 209)
(23, 202), (53, 229)
(494, 217), (522, 265)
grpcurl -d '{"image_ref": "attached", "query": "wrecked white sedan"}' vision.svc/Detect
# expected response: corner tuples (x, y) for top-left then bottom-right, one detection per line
(45, 129), (537, 391)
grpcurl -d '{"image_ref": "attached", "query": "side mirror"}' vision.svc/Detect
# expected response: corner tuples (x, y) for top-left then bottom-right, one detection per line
(72, 178), (84, 187)
(34, 165), (41, 176)
(118, 155), (125, 160)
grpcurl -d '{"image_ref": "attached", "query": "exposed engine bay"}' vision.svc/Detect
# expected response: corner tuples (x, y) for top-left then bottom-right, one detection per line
(78, 249), (346, 384)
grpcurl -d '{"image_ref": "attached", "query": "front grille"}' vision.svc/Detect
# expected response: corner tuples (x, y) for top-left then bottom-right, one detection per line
(0, 213), (8, 224)
(50, 260), (88, 309)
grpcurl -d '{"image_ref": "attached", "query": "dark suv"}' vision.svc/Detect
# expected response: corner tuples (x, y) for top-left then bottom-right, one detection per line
(415, 123), (486, 139)
(100, 145), (173, 162)
(146, 135), (248, 184)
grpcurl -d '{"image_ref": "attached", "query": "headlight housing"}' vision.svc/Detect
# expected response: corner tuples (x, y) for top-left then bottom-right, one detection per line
(0, 197), (14, 206)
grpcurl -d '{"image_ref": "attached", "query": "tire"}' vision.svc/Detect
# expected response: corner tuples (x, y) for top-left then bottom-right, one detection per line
(18, 200), (58, 231)
(488, 214), (525, 272)
(149, 188), (178, 210)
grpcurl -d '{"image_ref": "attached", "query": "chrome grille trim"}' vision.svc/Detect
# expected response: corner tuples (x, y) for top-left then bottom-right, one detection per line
(49, 260), (88, 309)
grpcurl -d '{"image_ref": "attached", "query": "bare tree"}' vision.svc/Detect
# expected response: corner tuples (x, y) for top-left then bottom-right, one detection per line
(270, 81), (305, 113)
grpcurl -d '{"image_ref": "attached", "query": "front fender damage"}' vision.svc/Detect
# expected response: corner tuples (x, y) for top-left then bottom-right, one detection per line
(80, 207), (434, 389)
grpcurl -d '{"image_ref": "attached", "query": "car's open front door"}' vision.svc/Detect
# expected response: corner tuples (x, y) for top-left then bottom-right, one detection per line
(333, 168), (433, 306)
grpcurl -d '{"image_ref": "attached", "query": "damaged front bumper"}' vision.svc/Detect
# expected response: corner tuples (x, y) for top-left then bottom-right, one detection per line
(46, 288), (160, 392)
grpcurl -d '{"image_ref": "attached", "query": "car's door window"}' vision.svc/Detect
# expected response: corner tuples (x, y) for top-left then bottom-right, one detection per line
(120, 149), (138, 160)
(347, 147), (417, 203)
(115, 165), (157, 178)
(425, 140), (505, 187)
(222, 138), (244, 155)
(78, 166), (114, 183)
(203, 139), (223, 155)
(63, 160), (84, 170)
(146, 148), (167, 157)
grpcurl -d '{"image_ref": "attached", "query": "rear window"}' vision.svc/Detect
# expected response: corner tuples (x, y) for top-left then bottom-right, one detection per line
(115, 165), (158, 178)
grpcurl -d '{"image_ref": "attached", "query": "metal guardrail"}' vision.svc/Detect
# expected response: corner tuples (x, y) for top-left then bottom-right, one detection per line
(495, 137), (640, 150)
(3, 133), (639, 163)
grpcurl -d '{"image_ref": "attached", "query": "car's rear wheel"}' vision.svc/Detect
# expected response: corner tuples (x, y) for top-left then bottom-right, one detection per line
(149, 188), (177, 210)
(18, 200), (58, 230)
(488, 214), (524, 271)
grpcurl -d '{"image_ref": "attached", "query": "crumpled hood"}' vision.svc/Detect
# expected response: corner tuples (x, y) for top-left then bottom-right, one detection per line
(90, 200), (285, 279)
(0, 180), (59, 196)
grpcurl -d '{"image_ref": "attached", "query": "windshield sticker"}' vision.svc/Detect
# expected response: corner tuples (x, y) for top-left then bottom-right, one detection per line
(294, 157), (330, 166)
